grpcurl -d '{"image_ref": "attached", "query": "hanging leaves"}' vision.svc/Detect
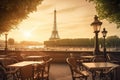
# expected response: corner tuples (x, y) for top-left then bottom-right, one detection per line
(87, 0), (120, 28)
(0, 0), (43, 34)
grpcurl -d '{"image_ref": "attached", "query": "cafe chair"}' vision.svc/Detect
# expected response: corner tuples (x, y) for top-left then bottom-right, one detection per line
(92, 55), (107, 79)
(99, 66), (117, 80)
(19, 64), (35, 80)
(0, 58), (20, 80)
(2, 58), (19, 72)
(0, 65), (7, 80)
(43, 56), (51, 62)
(76, 58), (85, 71)
(35, 58), (53, 80)
(92, 55), (107, 62)
(9, 53), (24, 62)
(0, 64), (19, 80)
(13, 55), (24, 62)
(106, 54), (111, 62)
(92, 55), (118, 80)
(66, 57), (89, 80)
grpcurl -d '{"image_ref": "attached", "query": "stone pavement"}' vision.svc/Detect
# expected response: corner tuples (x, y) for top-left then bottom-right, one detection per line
(49, 63), (93, 80)
(49, 63), (72, 80)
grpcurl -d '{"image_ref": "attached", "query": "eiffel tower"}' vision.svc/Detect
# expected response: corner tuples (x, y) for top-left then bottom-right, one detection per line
(49, 10), (60, 40)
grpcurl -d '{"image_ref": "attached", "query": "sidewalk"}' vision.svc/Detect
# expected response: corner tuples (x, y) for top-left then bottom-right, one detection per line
(49, 63), (93, 80)
(49, 63), (72, 80)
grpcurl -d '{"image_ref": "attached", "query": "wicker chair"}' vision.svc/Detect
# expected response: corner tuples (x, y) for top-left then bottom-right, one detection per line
(0, 58), (19, 80)
(19, 64), (34, 80)
(92, 55), (107, 62)
(35, 58), (53, 80)
(0, 65), (7, 80)
(92, 55), (116, 80)
(100, 67), (116, 80)
(66, 57), (89, 80)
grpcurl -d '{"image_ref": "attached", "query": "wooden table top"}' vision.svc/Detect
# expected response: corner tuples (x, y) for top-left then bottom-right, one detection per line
(8, 61), (44, 68)
(80, 56), (95, 59)
(82, 62), (119, 70)
(26, 56), (43, 58)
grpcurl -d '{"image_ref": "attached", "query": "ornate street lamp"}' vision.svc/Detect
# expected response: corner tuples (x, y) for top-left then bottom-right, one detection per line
(102, 28), (107, 58)
(5, 33), (8, 54)
(91, 15), (102, 55)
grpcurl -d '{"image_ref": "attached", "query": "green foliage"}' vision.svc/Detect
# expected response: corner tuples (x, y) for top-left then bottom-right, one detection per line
(106, 36), (120, 47)
(44, 36), (120, 47)
(87, 0), (120, 28)
(44, 38), (94, 47)
(0, 0), (43, 34)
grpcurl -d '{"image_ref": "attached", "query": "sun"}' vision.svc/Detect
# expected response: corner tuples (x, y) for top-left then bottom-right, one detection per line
(23, 32), (31, 38)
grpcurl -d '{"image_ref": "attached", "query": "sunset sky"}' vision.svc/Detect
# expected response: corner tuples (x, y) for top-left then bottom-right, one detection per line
(1, 0), (120, 43)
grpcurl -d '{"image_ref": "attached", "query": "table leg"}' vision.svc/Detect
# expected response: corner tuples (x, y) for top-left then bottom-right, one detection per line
(41, 68), (44, 80)
(91, 70), (96, 80)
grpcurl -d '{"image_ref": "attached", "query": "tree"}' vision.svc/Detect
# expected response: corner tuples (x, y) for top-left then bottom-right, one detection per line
(87, 0), (120, 28)
(0, 0), (43, 34)
(106, 36), (120, 47)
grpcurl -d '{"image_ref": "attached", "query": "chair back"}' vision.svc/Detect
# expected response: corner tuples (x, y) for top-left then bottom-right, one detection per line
(66, 57), (77, 68)
(20, 65), (34, 80)
(35, 58), (52, 80)
(115, 66), (120, 80)
(2, 58), (18, 69)
(0, 65), (7, 80)
(66, 57), (89, 80)
(66, 57), (78, 76)
(15, 55), (24, 62)
(10, 53), (24, 62)
(44, 58), (53, 72)
(0, 58), (19, 80)
(92, 55), (106, 62)
(43, 55), (50, 62)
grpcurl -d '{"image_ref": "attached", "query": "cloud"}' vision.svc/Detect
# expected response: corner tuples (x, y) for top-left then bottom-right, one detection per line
(37, 4), (53, 11)
(58, 6), (80, 13)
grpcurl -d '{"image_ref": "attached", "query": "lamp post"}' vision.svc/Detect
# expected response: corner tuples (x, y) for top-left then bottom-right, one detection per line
(91, 15), (102, 55)
(5, 33), (8, 54)
(102, 28), (107, 58)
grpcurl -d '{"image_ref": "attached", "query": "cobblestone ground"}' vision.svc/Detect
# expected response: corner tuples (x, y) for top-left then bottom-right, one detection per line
(49, 63), (93, 80)
(49, 63), (72, 80)
(7, 63), (117, 80)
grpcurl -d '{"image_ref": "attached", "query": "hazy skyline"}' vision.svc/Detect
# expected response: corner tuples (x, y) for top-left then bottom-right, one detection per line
(1, 0), (120, 42)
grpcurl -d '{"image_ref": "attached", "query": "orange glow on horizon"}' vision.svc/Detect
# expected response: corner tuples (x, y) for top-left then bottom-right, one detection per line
(0, 0), (119, 42)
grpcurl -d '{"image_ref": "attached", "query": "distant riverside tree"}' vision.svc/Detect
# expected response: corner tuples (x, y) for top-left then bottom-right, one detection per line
(8, 38), (15, 45)
(44, 36), (120, 47)
(0, 0), (43, 34)
(44, 38), (94, 47)
(106, 36), (120, 47)
(87, 0), (120, 28)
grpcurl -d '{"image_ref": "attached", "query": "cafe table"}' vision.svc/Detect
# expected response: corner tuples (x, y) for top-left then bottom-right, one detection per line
(25, 56), (43, 61)
(8, 61), (45, 80)
(8, 61), (44, 68)
(82, 62), (119, 80)
(0, 55), (7, 58)
(0, 57), (11, 64)
(80, 56), (95, 62)
(80, 56), (94, 59)
(0, 57), (6, 60)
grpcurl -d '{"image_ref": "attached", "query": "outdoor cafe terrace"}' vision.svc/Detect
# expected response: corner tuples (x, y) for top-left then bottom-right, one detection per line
(0, 50), (120, 80)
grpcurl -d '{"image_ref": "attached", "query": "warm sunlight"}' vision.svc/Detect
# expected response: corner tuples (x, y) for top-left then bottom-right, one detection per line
(23, 32), (31, 38)
(0, 0), (119, 42)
